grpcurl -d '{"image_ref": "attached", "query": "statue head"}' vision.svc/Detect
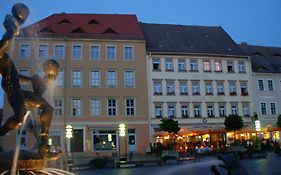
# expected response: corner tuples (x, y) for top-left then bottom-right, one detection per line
(43, 59), (59, 81)
(12, 3), (29, 25)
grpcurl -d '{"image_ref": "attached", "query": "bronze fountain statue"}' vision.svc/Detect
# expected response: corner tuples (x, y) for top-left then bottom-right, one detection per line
(0, 3), (64, 174)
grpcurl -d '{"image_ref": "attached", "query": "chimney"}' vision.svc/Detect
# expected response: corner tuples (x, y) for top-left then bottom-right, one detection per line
(241, 42), (248, 45)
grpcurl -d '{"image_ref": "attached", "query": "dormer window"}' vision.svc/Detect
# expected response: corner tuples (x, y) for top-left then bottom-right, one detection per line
(40, 27), (53, 33)
(71, 27), (85, 33)
(58, 19), (71, 24)
(88, 19), (100, 25)
(103, 28), (118, 34)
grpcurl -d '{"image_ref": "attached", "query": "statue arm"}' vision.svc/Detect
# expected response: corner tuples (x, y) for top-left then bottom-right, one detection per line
(0, 15), (20, 58)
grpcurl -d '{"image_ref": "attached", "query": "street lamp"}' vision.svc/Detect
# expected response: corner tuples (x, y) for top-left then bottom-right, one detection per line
(65, 125), (73, 166)
(255, 120), (261, 148)
(118, 123), (126, 161)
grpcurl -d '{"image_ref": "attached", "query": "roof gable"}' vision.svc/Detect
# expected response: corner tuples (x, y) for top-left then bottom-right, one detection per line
(20, 13), (144, 40)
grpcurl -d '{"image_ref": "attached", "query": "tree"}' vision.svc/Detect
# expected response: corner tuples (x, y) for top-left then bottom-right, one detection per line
(277, 115), (281, 128)
(159, 118), (180, 150)
(224, 115), (243, 141)
(159, 118), (180, 134)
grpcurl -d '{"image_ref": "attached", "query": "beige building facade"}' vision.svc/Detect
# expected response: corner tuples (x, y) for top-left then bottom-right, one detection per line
(2, 14), (150, 157)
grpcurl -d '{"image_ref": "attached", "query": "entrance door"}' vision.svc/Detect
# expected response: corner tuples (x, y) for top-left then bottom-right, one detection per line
(71, 129), (84, 152)
(128, 129), (136, 152)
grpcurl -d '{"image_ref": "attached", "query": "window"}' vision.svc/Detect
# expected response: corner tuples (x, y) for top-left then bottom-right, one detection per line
(20, 44), (31, 58)
(178, 60), (186, 71)
(229, 82), (237, 95)
(192, 81), (200, 95)
(215, 61), (222, 72)
(106, 46), (116, 60)
(126, 98), (135, 116)
(203, 61), (211, 72)
(54, 99), (63, 116)
(179, 81), (188, 95)
(261, 103), (267, 115)
(38, 44), (48, 58)
(207, 106), (214, 117)
(193, 105), (201, 117)
(155, 105), (162, 118)
(190, 60), (198, 71)
(268, 80), (274, 91)
(243, 103), (250, 117)
(166, 81), (175, 95)
(270, 103), (276, 115)
(153, 81), (162, 95)
(93, 130), (117, 150)
(231, 105), (238, 115)
(227, 61), (234, 72)
(54, 44), (64, 59)
(181, 105), (189, 118)
(258, 80), (264, 90)
(108, 99), (117, 116)
(19, 69), (30, 89)
(72, 98), (82, 116)
(240, 82), (248, 96)
(72, 69), (82, 87)
(124, 70), (135, 88)
(205, 82), (213, 95)
(238, 62), (246, 73)
(90, 70), (100, 87)
(124, 46), (134, 60)
(107, 70), (117, 88)
(90, 99), (100, 116)
(55, 70), (64, 87)
(217, 81), (224, 95)
(90, 45), (100, 60)
(152, 59), (161, 71)
(168, 105), (175, 118)
(72, 45), (82, 60)
(165, 59), (173, 71)
(219, 105), (226, 117)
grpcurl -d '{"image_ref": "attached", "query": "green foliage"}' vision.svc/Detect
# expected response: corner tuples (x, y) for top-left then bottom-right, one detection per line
(159, 118), (180, 134)
(277, 115), (281, 128)
(224, 115), (243, 131)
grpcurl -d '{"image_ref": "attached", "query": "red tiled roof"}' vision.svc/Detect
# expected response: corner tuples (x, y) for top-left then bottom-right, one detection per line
(20, 13), (144, 40)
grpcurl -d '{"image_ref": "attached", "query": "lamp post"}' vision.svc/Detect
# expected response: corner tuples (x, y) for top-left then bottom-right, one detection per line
(255, 120), (261, 148)
(118, 123), (126, 161)
(65, 125), (73, 165)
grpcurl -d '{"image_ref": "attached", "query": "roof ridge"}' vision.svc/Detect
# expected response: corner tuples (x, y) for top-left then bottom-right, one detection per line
(139, 22), (221, 28)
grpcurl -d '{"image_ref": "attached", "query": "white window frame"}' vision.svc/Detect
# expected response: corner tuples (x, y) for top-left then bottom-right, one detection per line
(270, 102), (276, 115)
(193, 105), (201, 117)
(203, 61), (211, 72)
(108, 99), (117, 116)
(179, 81), (188, 94)
(192, 81), (200, 95)
(178, 60), (186, 71)
(106, 45), (116, 60)
(231, 105), (238, 115)
(242, 103), (250, 116)
(90, 45), (100, 60)
(107, 70), (117, 88)
(152, 58), (161, 71)
(38, 44), (48, 59)
(90, 70), (100, 88)
(19, 43), (31, 59)
(260, 102), (267, 115)
(154, 105), (162, 118)
(190, 60), (198, 71)
(258, 80), (264, 91)
(72, 98), (82, 116)
(217, 81), (224, 94)
(166, 81), (175, 94)
(168, 105), (176, 118)
(268, 80), (274, 91)
(214, 61), (222, 72)
(125, 98), (135, 116)
(55, 70), (64, 87)
(165, 59), (173, 71)
(207, 105), (214, 117)
(153, 81), (162, 94)
(181, 105), (189, 118)
(124, 70), (135, 88)
(219, 105), (226, 117)
(53, 44), (65, 59)
(205, 82), (213, 94)
(72, 44), (82, 60)
(72, 69), (82, 87)
(54, 98), (64, 116)
(238, 62), (246, 73)
(90, 98), (100, 116)
(124, 46), (134, 61)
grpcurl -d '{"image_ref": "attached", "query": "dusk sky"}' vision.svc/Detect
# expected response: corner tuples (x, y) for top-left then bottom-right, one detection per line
(0, 0), (281, 107)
